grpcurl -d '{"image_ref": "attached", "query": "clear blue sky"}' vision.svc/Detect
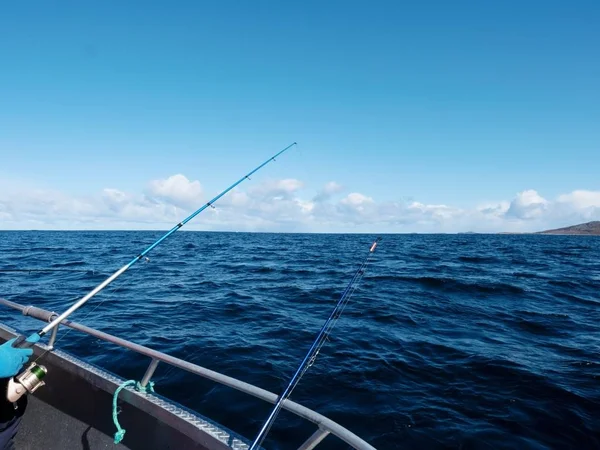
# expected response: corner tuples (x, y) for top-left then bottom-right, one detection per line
(1, 1), (599, 231)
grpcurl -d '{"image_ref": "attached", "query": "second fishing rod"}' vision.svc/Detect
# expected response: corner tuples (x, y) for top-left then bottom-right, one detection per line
(250, 237), (381, 450)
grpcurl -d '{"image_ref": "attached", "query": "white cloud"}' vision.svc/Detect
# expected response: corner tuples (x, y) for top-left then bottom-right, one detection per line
(506, 189), (549, 219)
(557, 190), (600, 209)
(276, 179), (304, 192)
(1, 176), (600, 233)
(323, 181), (343, 195)
(248, 178), (304, 202)
(147, 174), (202, 209)
(313, 181), (344, 202)
(341, 192), (374, 206)
(477, 201), (510, 217)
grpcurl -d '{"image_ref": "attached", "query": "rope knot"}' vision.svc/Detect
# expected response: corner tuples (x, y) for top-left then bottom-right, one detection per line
(114, 429), (126, 444)
(113, 379), (156, 444)
(135, 380), (155, 393)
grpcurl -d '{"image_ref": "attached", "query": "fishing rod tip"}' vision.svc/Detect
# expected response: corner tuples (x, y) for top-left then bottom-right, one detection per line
(370, 239), (380, 253)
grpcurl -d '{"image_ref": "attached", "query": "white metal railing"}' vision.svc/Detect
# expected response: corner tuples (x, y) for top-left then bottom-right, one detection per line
(0, 298), (376, 450)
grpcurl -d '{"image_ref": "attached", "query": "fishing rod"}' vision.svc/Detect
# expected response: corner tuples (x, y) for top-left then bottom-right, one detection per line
(249, 237), (380, 450)
(5, 143), (296, 401)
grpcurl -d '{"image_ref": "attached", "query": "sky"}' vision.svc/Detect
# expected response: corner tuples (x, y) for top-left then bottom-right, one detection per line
(1, 1), (599, 232)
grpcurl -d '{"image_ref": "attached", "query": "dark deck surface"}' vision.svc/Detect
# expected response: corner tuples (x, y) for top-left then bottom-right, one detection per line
(17, 395), (132, 450)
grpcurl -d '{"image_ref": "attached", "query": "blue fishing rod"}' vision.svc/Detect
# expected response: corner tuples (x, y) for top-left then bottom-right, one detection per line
(5, 143), (296, 402)
(249, 237), (381, 450)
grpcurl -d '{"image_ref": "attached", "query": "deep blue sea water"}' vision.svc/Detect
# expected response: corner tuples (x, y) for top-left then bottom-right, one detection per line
(1, 231), (599, 449)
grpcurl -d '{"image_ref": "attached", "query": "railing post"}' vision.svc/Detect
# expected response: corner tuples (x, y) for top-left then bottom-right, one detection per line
(140, 358), (160, 388)
(47, 325), (59, 349)
(297, 428), (330, 450)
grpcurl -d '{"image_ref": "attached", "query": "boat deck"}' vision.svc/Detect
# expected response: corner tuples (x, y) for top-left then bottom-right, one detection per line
(17, 395), (131, 450)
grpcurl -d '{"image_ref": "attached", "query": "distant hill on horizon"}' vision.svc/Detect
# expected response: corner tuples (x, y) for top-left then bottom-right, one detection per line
(537, 221), (600, 235)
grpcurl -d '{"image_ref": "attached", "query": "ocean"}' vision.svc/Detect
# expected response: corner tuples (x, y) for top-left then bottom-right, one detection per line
(0, 231), (599, 449)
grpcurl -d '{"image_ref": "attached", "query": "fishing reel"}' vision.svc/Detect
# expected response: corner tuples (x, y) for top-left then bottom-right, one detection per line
(6, 363), (47, 402)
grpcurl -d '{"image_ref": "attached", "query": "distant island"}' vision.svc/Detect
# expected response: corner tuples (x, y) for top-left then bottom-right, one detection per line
(537, 221), (600, 235)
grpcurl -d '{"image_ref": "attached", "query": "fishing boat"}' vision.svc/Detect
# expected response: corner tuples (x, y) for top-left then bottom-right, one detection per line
(0, 298), (376, 450)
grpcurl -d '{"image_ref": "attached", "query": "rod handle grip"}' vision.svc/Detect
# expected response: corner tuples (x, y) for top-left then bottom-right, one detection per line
(12, 335), (35, 349)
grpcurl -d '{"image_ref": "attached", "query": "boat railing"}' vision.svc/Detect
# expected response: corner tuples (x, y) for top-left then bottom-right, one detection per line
(0, 298), (376, 450)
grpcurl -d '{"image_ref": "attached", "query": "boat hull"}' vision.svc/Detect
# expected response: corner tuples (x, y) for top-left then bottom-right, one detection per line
(0, 325), (248, 450)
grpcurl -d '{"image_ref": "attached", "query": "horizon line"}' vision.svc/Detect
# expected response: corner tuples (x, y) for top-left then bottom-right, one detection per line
(0, 229), (539, 235)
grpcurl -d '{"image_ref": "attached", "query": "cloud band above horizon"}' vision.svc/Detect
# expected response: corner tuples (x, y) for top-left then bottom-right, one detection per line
(0, 175), (599, 233)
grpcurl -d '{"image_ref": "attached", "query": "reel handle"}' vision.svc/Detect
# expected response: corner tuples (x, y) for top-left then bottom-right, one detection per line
(12, 335), (35, 349)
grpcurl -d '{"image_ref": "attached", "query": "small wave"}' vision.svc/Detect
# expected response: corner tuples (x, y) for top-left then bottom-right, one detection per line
(542, 248), (583, 257)
(25, 246), (65, 252)
(516, 309), (570, 320)
(189, 280), (221, 290)
(371, 275), (526, 296)
(458, 255), (501, 263)
(280, 268), (312, 275)
(548, 279), (580, 289)
(221, 300), (249, 314)
(225, 291), (254, 301)
(553, 291), (600, 307)
(251, 266), (277, 274)
(369, 310), (412, 326)
(51, 261), (87, 268)
(566, 360), (600, 369)
(513, 271), (542, 279)
(514, 318), (561, 336)
(407, 252), (440, 261)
